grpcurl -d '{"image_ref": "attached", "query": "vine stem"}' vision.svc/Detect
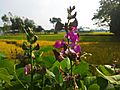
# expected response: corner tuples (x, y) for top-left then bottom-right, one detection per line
(14, 64), (26, 88)
(67, 19), (73, 76)
(70, 59), (72, 76)
(30, 44), (33, 90)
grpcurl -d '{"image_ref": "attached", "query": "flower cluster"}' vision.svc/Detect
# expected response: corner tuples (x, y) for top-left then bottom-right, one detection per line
(22, 27), (40, 75)
(53, 6), (81, 63)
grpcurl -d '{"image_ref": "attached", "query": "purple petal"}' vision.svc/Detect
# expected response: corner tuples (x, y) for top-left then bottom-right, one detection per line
(24, 64), (31, 75)
(70, 33), (79, 43)
(24, 67), (28, 75)
(61, 40), (66, 46)
(54, 40), (66, 48)
(65, 31), (74, 39)
(70, 26), (77, 31)
(70, 42), (76, 47)
(54, 40), (62, 48)
(74, 45), (81, 53)
(24, 66), (30, 75)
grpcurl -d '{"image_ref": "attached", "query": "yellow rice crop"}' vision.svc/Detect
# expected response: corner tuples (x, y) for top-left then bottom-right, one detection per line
(0, 39), (101, 62)
(0, 40), (23, 59)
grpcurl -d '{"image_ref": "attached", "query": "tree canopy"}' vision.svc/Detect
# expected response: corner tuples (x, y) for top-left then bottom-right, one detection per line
(49, 17), (63, 34)
(1, 13), (36, 33)
(92, 0), (120, 36)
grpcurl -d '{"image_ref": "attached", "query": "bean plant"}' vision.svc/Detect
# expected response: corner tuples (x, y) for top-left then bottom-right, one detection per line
(0, 6), (120, 90)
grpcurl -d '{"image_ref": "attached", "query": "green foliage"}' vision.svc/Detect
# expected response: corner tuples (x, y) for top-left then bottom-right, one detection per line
(46, 69), (55, 78)
(60, 58), (71, 72)
(97, 77), (108, 90)
(98, 65), (111, 76)
(73, 60), (89, 77)
(42, 56), (56, 68)
(96, 68), (120, 85)
(0, 68), (12, 86)
(52, 66), (63, 84)
(93, 0), (120, 36)
(1, 5), (120, 90)
(0, 59), (14, 74)
(0, 53), (6, 60)
(80, 80), (87, 90)
(50, 61), (60, 71)
(88, 84), (100, 90)
(1, 13), (36, 33)
(84, 76), (96, 87)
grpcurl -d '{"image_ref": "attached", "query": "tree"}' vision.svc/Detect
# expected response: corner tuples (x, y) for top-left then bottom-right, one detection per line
(24, 18), (35, 29)
(1, 13), (36, 34)
(49, 17), (63, 34)
(1, 14), (9, 23)
(35, 25), (44, 33)
(92, 0), (120, 36)
(10, 17), (35, 33)
(55, 21), (64, 33)
(1, 14), (10, 33)
(10, 16), (24, 33)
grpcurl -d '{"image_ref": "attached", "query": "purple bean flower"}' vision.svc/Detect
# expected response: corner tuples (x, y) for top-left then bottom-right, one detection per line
(24, 64), (31, 75)
(74, 45), (81, 53)
(69, 26), (77, 31)
(65, 31), (79, 43)
(53, 49), (64, 62)
(54, 40), (65, 48)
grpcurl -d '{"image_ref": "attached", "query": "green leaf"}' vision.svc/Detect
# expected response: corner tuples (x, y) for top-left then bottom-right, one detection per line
(97, 77), (108, 90)
(84, 76), (96, 87)
(88, 84), (100, 90)
(0, 53), (6, 60)
(96, 68), (120, 84)
(0, 59), (14, 74)
(50, 61), (60, 71)
(42, 56), (56, 68)
(46, 69), (55, 78)
(106, 84), (115, 90)
(0, 86), (5, 90)
(5, 81), (27, 90)
(80, 80), (87, 90)
(22, 75), (31, 83)
(104, 65), (115, 74)
(98, 65), (111, 76)
(60, 58), (70, 72)
(16, 67), (24, 79)
(0, 68), (12, 86)
(53, 66), (63, 84)
(73, 60), (89, 77)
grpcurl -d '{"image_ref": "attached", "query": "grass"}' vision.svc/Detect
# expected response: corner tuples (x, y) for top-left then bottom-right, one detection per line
(1, 32), (120, 42)
(0, 32), (120, 65)
(81, 42), (120, 65)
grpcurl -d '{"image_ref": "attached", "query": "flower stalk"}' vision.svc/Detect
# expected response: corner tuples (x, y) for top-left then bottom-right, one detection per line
(53, 6), (81, 89)
(22, 27), (40, 89)
(30, 44), (33, 89)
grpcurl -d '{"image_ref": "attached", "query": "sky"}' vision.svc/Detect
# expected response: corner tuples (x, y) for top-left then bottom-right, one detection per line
(0, 0), (100, 30)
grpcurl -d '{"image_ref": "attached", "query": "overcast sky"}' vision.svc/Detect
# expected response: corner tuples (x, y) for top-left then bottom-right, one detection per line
(0, 0), (100, 29)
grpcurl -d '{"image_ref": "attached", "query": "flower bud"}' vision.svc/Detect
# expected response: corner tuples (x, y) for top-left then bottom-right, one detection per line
(53, 49), (64, 62)
(24, 64), (31, 75)
(22, 42), (29, 50)
(27, 27), (34, 37)
(67, 12), (77, 20)
(31, 35), (38, 44)
(33, 43), (40, 50)
(64, 23), (68, 32)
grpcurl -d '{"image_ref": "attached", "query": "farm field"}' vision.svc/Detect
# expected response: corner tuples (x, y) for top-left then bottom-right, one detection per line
(0, 32), (120, 65)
